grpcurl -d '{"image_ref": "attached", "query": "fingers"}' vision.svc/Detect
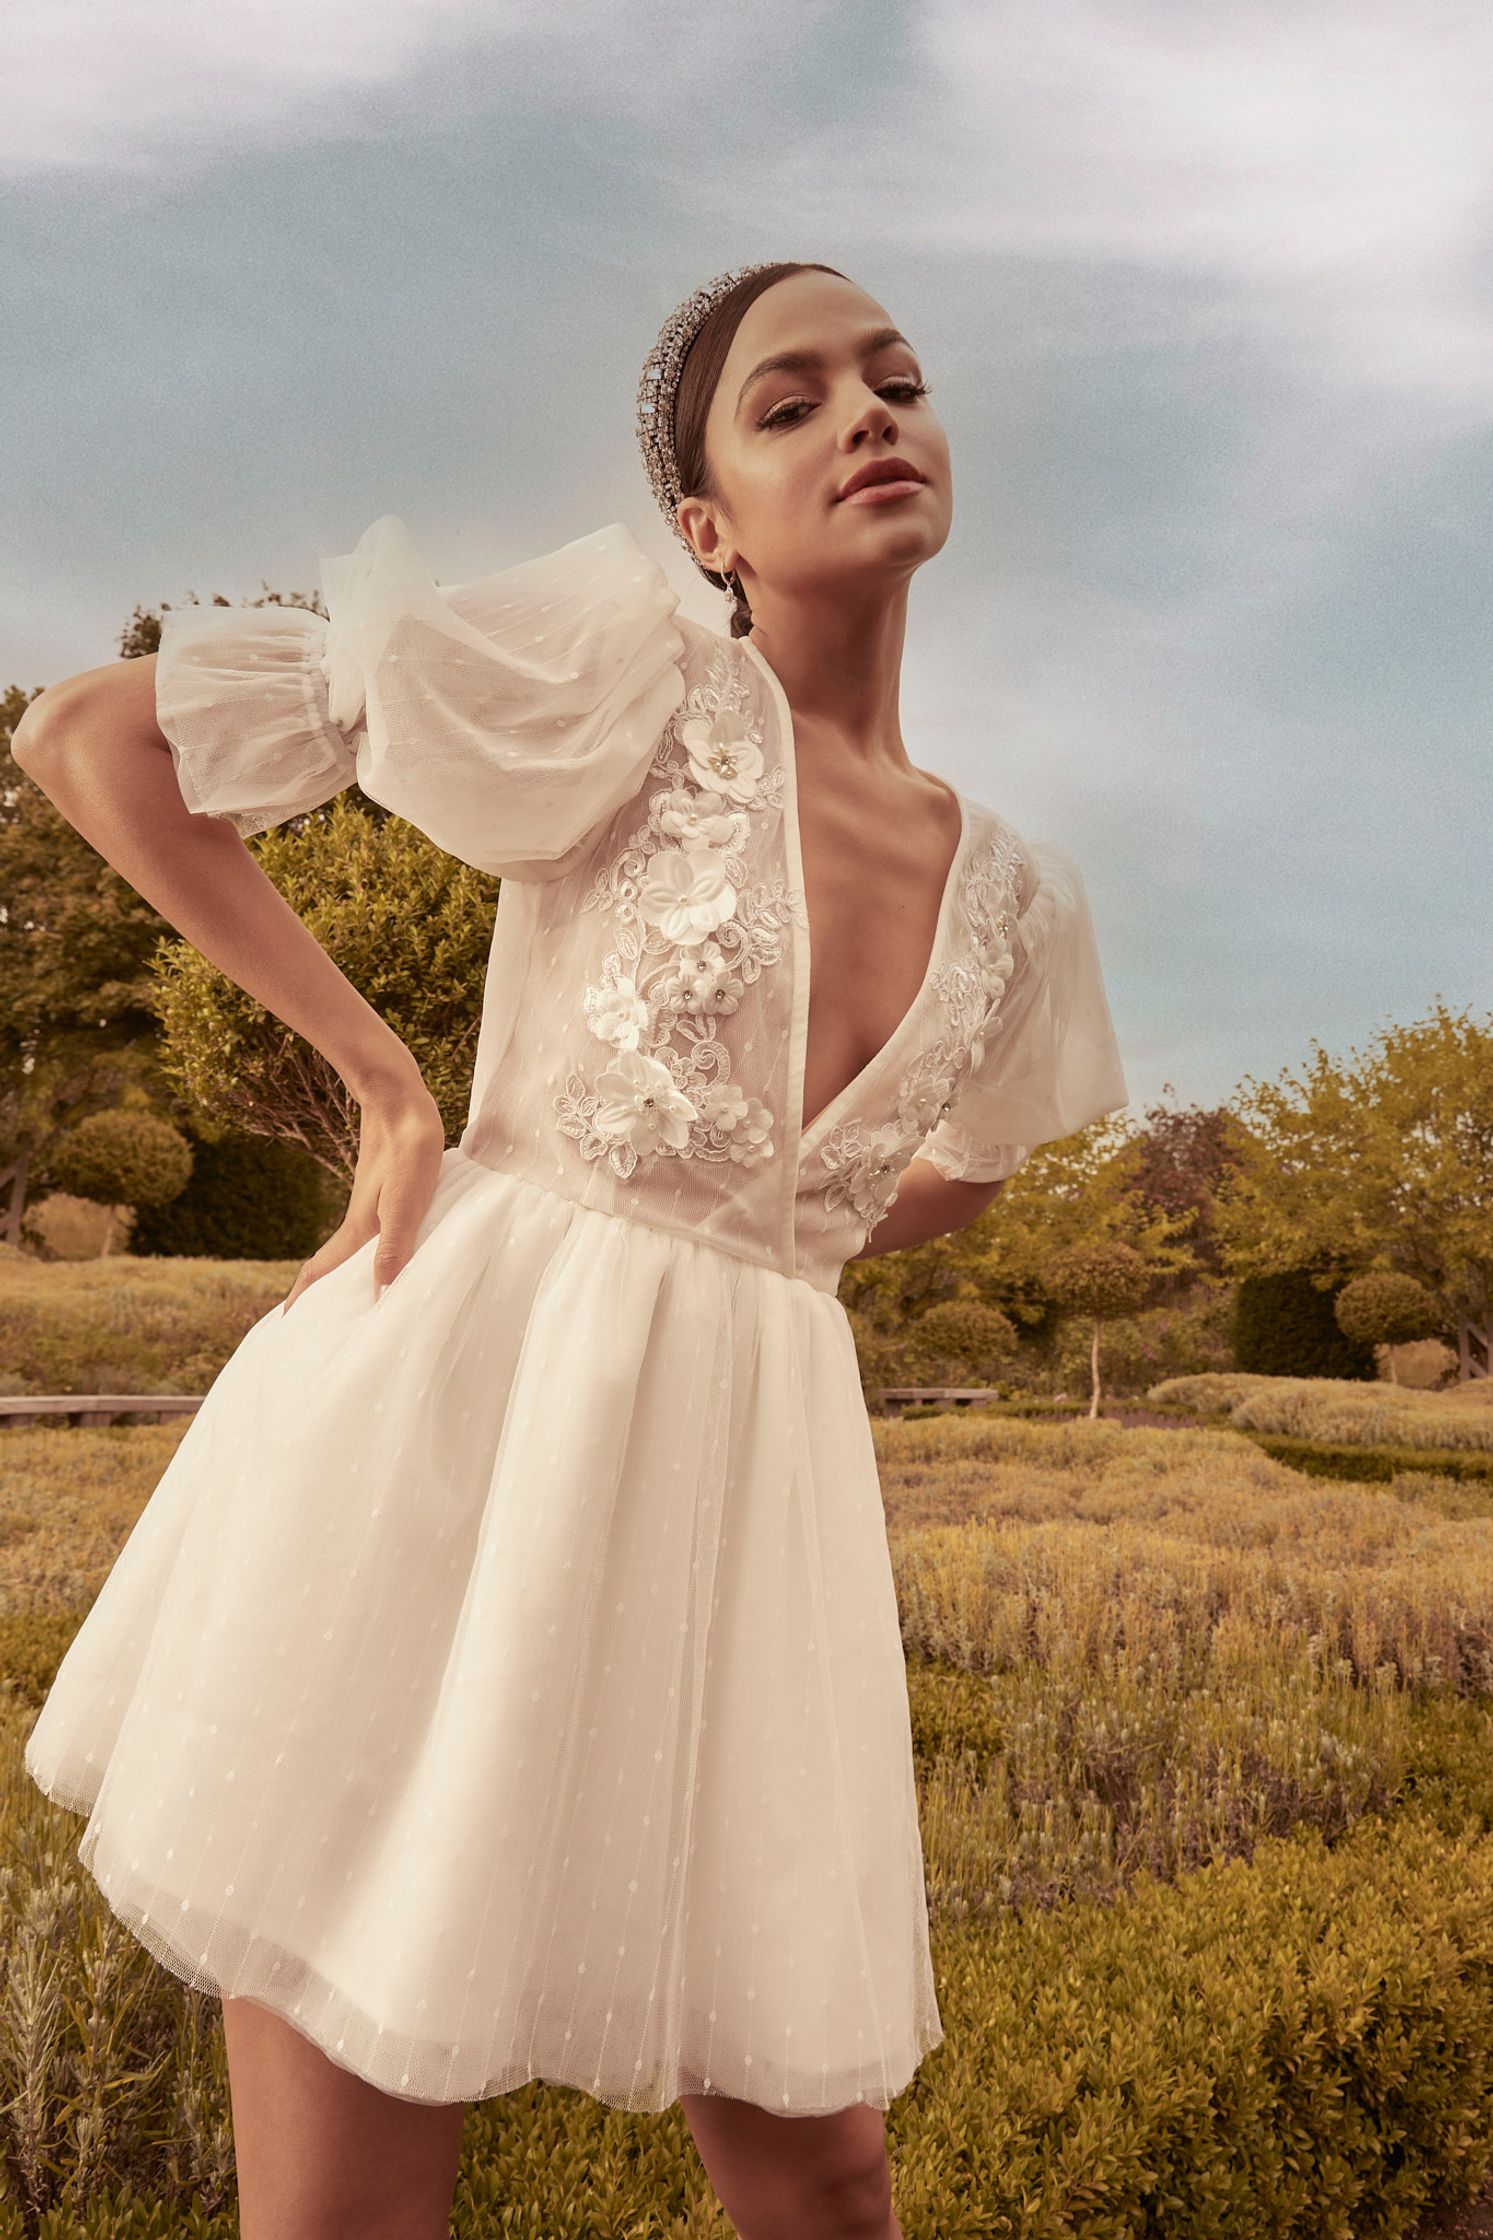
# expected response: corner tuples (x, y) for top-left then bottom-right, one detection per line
(369, 1136), (445, 1303)
(280, 1250), (334, 1316)
(370, 1201), (422, 1302)
(278, 1215), (415, 1316)
(279, 1223), (372, 1317)
(274, 1144), (442, 1316)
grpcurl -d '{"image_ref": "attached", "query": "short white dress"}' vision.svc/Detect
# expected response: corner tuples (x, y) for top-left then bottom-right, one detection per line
(24, 514), (1129, 2115)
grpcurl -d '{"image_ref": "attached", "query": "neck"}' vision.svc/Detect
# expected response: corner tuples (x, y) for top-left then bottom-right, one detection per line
(744, 583), (915, 778)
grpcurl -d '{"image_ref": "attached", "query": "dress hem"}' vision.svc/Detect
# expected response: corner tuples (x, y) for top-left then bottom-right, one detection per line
(26, 1745), (945, 2119)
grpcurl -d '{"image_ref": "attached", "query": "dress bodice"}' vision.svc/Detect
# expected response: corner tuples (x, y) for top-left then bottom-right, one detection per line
(154, 513), (1130, 1294)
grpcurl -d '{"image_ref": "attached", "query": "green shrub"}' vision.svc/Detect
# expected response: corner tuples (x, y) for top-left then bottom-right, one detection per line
(1233, 1266), (1377, 1381)
(1146, 1371), (1282, 1415)
(1149, 1373), (1493, 1468)
(1335, 1270), (1442, 1358)
(129, 1129), (336, 1262)
(916, 1809), (1493, 2236)
(896, 1299), (1019, 1386)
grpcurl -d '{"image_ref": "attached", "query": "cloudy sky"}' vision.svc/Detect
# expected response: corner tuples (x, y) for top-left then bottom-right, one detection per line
(7, 0), (1490, 1125)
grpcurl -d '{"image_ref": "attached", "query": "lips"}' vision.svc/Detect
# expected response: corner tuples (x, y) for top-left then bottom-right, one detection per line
(837, 457), (927, 501)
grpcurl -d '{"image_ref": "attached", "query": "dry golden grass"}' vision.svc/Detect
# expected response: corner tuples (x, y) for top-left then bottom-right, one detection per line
(874, 1410), (1493, 1693)
(868, 1410), (1493, 1921)
(0, 1426), (176, 1614)
(1149, 1371), (1493, 1451)
(6, 1406), (1493, 2224)
(0, 1255), (297, 1399)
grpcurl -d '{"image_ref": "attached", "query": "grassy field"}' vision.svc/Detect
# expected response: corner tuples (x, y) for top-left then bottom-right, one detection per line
(1150, 1372), (1493, 1452)
(0, 1249), (295, 1402)
(6, 1399), (1493, 2233)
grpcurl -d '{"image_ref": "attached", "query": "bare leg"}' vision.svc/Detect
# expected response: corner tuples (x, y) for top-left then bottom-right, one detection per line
(681, 2091), (904, 2240)
(221, 1996), (466, 2240)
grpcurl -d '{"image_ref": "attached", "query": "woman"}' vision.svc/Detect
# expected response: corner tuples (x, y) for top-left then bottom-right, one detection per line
(16, 260), (1128, 2239)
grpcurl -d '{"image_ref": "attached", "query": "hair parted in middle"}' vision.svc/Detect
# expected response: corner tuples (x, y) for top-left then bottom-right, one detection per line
(669, 261), (849, 639)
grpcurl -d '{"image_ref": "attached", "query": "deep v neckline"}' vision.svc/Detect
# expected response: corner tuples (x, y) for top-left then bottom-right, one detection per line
(738, 633), (970, 1149)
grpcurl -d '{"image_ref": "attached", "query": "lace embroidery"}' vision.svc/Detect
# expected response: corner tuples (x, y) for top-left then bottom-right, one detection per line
(553, 639), (801, 1182)
(812, 821), (1026, 1230)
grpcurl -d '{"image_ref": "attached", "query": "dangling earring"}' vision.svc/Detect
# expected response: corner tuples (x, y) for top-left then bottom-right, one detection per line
(722, 562), (749, 630)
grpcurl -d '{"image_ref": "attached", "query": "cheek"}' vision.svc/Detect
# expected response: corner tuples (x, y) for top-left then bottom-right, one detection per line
(763, 448), (822, 520)
(740, 461), (822, 573)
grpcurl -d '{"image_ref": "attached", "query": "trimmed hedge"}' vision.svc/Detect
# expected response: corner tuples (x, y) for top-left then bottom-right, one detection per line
(907, 1806), (1493, 2236)
(1245, 1434), (1493, 1489)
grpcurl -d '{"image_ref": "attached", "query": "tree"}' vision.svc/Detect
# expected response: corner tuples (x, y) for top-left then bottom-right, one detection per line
(897, 1298), (1019, 1386)
(1046, 1238), (1153, 1417)
(150, 797), (496, 1187)
(1233, 1264), (1377, 1381)
(1333, 1270), (1442, 1384)
(42, 1105), (193, 1254)
(1213, 1001), (1493, 1381)
(1122, 1085), (1251, 1280)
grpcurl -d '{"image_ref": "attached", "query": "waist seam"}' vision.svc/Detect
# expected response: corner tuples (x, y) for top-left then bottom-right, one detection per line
(449, 1144), (843, 1297)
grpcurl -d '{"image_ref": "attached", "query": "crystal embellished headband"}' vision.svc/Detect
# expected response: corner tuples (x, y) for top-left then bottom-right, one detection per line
(634, 261), (781, 582)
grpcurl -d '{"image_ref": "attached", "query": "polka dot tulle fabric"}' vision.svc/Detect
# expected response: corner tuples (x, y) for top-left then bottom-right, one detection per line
(25, 514), (1128, 2113)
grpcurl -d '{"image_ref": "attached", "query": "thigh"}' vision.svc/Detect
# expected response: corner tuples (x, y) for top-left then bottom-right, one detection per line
(680, 2090), (896, 2240)
(221, 1996), (467, 2240)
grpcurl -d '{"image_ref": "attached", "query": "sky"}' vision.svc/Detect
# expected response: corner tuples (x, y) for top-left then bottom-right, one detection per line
(6, 0), (1491, 1127)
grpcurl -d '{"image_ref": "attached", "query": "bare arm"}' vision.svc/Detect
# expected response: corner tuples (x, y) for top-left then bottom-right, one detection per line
(846, 1153), (1006, 1261)
(11, 659), (443, 1307)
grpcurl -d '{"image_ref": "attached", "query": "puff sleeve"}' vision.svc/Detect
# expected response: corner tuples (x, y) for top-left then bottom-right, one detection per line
(153, 516), (688, 880)
(920, 835), (1130, 1182)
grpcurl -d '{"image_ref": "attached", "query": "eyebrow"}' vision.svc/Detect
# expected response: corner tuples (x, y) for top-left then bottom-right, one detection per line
(735, 325), (916, 413)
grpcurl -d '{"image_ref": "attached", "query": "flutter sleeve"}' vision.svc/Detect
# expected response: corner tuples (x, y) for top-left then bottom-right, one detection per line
(920, 834), (1130, 1182)
(153, 515), (688, 880)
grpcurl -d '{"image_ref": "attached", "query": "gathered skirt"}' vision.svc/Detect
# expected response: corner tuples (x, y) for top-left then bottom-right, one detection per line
(23, 1145), (944, 2113)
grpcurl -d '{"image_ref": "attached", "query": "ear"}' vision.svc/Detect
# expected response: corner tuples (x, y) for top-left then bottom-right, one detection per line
(676, 494), (729, 576)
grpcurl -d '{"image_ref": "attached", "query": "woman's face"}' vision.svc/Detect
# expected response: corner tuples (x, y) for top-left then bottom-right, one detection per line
(679, 270), (952, 614)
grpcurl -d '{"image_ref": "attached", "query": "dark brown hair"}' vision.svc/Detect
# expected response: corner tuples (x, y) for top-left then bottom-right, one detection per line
(672, 261), (849, 638)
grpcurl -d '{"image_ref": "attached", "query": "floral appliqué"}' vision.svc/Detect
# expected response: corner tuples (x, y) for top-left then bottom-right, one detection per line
(812, 822), (1027, 1231)
(553, 639), (805, 1181)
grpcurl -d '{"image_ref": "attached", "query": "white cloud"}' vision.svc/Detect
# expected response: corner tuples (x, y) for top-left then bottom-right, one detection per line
(680, 0), (1493, 418)
(8, 0), (511, 175)
(19, 0), (1491, 429)
(6, 0), (823, 178)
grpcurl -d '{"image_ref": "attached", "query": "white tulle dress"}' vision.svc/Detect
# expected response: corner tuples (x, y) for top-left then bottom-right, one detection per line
(24, 514), (1129, 2114)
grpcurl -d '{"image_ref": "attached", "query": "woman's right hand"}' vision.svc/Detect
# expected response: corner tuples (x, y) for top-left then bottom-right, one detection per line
(280, 1080), (449, 1316)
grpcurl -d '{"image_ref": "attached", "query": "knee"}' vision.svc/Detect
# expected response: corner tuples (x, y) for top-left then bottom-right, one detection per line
(684, 2092), (896, 2240)
(802, 2140), (896, 2240)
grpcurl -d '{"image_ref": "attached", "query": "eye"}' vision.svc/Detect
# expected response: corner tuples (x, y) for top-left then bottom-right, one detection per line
(758, 378), (932, 432)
